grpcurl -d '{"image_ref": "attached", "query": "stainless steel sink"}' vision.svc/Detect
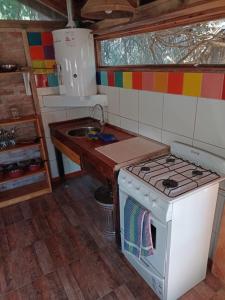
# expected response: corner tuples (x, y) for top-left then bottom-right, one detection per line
(67, 126), (101, 137)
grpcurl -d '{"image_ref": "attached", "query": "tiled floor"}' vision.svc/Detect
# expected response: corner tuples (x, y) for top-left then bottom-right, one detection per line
(0, 175), (225, 300)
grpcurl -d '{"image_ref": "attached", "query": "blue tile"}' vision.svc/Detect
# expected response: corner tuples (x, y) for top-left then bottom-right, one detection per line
(27, 32), (42, 46)
(44, 45), (55, 59)
(47, 73), (58, 87)
(96, 72), (101, 85)
(100, 71), (108, 86)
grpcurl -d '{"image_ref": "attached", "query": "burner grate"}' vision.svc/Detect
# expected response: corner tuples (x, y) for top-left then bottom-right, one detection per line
(127, 154), (220, 198)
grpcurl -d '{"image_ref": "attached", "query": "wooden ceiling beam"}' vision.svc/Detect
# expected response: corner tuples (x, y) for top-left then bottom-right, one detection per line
(94, 0), (225, 38)
(34, 0), (68, 17)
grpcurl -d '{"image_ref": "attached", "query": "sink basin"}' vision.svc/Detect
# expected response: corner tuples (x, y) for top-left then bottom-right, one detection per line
(67, 126), (101, 137)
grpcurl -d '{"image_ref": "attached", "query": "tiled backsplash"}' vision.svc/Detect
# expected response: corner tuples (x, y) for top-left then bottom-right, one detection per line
(99, 84), (225, 258)
(97, 71), (225, 101)
(27, 32), (58, 88)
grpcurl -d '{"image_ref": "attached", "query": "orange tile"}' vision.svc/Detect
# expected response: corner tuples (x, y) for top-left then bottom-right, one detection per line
(183, 73), (203, 97)
(153, 72), (168, 92)
(29, 46), (45, 60)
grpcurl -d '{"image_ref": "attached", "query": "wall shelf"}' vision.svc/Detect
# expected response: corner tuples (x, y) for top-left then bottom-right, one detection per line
(0, 168), (46, 185)
(0, 180), (51, 208)
(0, 142), (40, 154)
(0, 115), (37, 126)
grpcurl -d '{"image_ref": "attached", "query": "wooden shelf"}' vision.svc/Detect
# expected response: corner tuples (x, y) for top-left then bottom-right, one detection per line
(0, 180), (51, 208)
(0, 142), (40, 154)
(0, 67), (31, 76)
(0, 115), (37, 126)
(0, 168), (46, 185)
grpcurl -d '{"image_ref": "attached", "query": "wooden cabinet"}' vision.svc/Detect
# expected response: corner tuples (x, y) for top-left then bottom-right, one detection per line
(0, 28), (52, 208)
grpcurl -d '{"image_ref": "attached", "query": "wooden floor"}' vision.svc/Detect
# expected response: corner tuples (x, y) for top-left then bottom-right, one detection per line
(0, 175), (225, 300)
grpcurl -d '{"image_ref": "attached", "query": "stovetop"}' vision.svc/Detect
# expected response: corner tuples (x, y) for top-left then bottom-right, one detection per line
(126, 154), (220, 198)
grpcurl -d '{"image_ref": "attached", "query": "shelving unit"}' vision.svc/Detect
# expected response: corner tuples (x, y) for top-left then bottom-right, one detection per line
(0, 28), (52, 207)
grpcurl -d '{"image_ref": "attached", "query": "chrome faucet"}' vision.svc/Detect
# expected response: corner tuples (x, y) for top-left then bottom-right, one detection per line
(92, 104), (105, 127)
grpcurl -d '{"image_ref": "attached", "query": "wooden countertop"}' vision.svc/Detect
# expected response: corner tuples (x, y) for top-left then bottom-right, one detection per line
(49, 117), (170, 180)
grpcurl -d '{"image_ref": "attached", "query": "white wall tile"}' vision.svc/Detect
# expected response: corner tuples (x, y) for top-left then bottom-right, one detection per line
(119, 89), (139, 121)
(108, 113), (121, 127)
(62, 154), (81, 174)
(162, 130), (193, 146)
(139, 123), (162, 142)
(41, 110), (67, 137)
(45, 137), (56, 161)
(163, 94), (197, 138)
(194, 98), (225, 149)
(120, 117), (138, 134)
(66, 107), (90, 120)
(49, 159), (59, 178)
(99, 85), (120, 115)
(139, 91), (163, 128)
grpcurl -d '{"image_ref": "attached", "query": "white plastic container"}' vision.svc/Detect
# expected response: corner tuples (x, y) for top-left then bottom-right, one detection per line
(52, 28), (97, 97)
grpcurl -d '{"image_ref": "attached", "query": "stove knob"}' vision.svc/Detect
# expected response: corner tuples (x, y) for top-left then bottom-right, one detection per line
(144, 194), (149, 200)
(128, 180), (132, 185)
(136, 186), (140, 191)
(152, 199), (157, 208)
(122, 176), (126, 181)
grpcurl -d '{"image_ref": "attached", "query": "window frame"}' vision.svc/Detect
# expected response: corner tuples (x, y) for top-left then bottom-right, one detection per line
(94, 14), (225, 73)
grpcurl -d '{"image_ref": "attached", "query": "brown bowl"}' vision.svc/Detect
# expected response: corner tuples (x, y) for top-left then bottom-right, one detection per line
(28, 164), (41, 172)
(0, 64), (17, 73)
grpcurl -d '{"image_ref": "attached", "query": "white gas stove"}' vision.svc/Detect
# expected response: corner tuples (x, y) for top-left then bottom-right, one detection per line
(118, 142), (225, 300)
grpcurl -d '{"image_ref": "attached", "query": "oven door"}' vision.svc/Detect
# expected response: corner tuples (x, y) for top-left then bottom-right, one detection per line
(119, 189), (170, 277)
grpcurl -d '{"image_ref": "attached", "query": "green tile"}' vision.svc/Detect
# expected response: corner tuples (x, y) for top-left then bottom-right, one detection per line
(115, 71), (123, 87)
(100, 71), (108, 86)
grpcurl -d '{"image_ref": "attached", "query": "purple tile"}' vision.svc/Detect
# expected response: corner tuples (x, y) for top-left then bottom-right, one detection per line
(44, 45), (55, 59)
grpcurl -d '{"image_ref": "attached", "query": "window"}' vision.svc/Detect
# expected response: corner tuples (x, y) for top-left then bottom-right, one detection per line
(0, 0), (64, 21)
(100, 19), (225, 66)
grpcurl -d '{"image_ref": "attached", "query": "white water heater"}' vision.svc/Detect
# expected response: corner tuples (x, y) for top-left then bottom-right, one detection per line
(52, 28), (97, 97)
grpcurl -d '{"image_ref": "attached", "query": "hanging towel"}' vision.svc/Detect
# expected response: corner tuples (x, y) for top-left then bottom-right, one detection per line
(124, 196), (154, 258)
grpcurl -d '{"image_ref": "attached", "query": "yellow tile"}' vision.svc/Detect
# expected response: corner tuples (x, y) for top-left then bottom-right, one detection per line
(183, 73), (203, 97)
(123, 72), (132, 89)
(153, 72), (168, 92)
(45, 60), (56, 69)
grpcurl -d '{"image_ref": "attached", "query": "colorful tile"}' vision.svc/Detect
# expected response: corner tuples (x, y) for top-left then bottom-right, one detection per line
(115, 71), (123, 87)
(47, 73), (58, 87)
(41, 32), (53, 45)
(153, 72), (168, 93)
(123, 72), (132, 89)
(43, 45), (55, 59)
(142, 72), (154, 91)
(27, 32), (42, 46)
(32, 60), (46, 69)
(96, 72), (101, 85)
(133, 72), (142, 90)
(222, 79), (225, 100)
(108, 71), (115, 86)
(100, 71), (108, 85)
(168, 72), (184, 95)
(201, 73), (224, 99)
(183, 73), (203, 97)
(35, 74), (48, 88)
(30, 46), (44, 60)
(44, 60), (56, 69)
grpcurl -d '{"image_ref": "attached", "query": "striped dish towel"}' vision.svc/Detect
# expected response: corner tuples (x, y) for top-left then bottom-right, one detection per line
(124, 196), (154, 258)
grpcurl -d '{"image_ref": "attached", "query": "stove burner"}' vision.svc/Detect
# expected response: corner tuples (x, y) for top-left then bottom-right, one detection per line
(162, 179), (178, 189)
(141, 166), (150, 172)
(192, 170), (203, 176)
(166, 157), (176, 163)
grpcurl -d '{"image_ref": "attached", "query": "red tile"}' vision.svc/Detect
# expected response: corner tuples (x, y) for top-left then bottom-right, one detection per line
(41, 32), (53, 46)
(108, 71), (115, 86)
(168, 72), (184, 94)
(201, 73), (224, 99)
(221, 77), (225, 100)
(29, 46), (44, 60)
(35, 74), (48, 88)
(132, 72), (142, 90)
(142, 72), (154, 91)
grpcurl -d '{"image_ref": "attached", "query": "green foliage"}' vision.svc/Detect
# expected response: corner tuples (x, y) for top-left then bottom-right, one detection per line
(0, 0), (41, 20)
(101, 19), (225, 65)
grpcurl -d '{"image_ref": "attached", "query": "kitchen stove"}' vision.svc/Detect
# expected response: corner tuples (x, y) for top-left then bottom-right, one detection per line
(118, 142), (225, 300)
(127, 154), (220, 198)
